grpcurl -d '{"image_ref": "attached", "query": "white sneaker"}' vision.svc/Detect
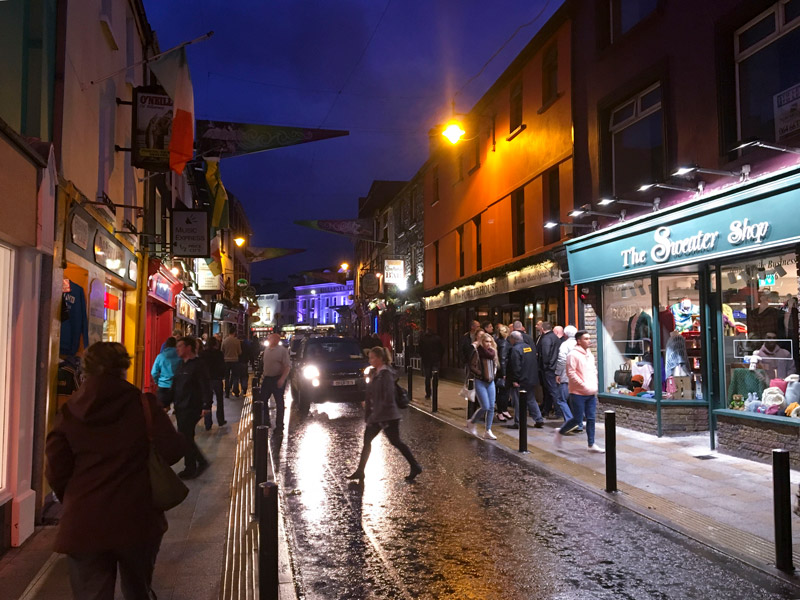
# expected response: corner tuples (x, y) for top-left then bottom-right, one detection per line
(484, 430), (497, 440)
(553, 431), (563, 447)
(588, 444), (605, 453)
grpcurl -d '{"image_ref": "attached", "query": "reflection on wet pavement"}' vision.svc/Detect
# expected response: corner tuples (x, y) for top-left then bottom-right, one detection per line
(276, 400), (800, 599)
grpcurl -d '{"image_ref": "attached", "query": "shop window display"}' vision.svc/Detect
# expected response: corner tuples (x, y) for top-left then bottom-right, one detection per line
(658, 274), (704, 400)
(103, 284), (123, 342)
(721, 253), (799, 416)
(602, 278), (655, 397)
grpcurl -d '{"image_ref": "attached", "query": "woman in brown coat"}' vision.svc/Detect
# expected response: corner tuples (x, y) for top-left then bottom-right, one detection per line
(46, 342), (185, 600)
(347, 346), (422, 482)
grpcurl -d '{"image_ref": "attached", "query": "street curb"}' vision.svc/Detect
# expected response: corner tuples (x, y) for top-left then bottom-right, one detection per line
(409, 399), (800, 590)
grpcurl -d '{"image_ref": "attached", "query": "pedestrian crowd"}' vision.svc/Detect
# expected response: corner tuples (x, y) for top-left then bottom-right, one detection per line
(419, 319), (604, 453)
(44, 324), (265, 599)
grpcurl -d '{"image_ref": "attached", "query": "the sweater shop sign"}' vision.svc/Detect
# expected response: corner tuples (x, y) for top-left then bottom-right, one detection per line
(172, 209), (210, 258)
(621, 219), (771, 269)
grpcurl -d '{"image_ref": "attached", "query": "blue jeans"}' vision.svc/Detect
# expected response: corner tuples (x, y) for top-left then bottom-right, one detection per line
(559, 394), (597, 446)
(557, 381), (573, 423)
(470, 379), (496, 430)
(512, 385), (543, 424)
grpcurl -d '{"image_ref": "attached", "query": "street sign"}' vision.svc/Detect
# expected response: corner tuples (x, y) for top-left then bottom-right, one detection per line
(172, 209), (209, 258)
(384, 259), (405, 284)
(361, 273), (380, 296)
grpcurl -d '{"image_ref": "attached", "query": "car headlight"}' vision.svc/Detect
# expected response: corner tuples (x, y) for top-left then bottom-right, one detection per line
(303, 365), (320, 380)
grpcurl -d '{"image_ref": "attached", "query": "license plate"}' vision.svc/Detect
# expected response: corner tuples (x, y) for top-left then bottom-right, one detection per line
(333, 379), (356, 386)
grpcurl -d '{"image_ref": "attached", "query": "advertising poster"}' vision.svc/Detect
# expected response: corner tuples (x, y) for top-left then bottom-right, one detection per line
(132, 86), (173, 171)
(172, 209), (209, 258)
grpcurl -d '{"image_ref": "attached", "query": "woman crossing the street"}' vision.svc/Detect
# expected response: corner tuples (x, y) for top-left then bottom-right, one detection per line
(348, 346), (422, 483)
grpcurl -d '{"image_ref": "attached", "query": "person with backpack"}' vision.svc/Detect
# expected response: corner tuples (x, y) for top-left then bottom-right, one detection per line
(347, 346), (422, 483)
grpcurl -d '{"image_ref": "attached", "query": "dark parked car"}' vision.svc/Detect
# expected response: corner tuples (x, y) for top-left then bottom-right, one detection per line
(290, 336), (369, 414)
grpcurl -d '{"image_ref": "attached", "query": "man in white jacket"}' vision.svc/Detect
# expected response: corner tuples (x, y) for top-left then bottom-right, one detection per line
(555, 325), (578, 430)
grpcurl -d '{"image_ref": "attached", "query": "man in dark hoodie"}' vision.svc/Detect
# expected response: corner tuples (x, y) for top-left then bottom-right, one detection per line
(46, 342), (184, 599)
(200, 336), (227, 429)
(173, 336), (212, 479)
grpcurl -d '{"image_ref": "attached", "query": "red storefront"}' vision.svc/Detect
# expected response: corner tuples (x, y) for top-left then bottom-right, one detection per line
(144, 259), (182, 392)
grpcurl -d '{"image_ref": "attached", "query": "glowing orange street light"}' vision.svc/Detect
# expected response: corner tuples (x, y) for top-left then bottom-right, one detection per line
(234, 236), (246, 247)
(442, 120), (466, 144)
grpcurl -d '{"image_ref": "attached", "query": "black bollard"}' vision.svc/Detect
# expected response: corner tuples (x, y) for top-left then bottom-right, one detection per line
(773, 449), (794, 572)
(605, 411), (617, 493)
(518, 388), (528, 453)
(252, 400), (264, 436)
(432, 370), (439, 413)
(253, 425), (269, 516)
(258, 482), (279, 600)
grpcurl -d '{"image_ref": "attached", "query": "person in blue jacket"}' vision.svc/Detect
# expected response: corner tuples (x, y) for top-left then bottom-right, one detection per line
(151, 337), (181, 410)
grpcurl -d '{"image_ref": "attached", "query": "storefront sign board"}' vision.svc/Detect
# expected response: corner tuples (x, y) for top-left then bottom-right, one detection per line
(384, 259), (405, 284)
(196, 258), (222, 290)
(565, 176), (800, 283)
(71, 214), (89, 249)
(94, 231), (126, 278)
(172, 209), (209, 258)
(131, 87), (173, 171)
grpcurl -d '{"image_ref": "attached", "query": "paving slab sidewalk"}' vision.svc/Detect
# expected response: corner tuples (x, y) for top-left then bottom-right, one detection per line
(408, 373), (800, 582)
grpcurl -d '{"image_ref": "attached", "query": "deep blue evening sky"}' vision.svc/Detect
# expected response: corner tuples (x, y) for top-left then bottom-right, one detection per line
(142, 0), (561, 283)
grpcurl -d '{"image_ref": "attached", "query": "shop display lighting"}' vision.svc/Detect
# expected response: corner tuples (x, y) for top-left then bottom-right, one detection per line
(598, 196), (661, 211)
(638, 181), (704, 194)
(735, 140), (800, 155)
(568, 204), (626, 221)
(673, 164), (750, 181)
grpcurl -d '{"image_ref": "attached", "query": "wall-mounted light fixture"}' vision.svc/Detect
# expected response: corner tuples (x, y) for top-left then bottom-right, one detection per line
(639, 181), (704, 194)
(598, 197), (661, 211)
(735, 140), (800, 155)
(673, 164), (750, 181)
(568, 204), (625, 222)
(544, 221), (598, 231)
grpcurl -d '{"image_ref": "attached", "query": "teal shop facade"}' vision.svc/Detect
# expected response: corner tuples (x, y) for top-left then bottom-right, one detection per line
(565, 168), (800, 466)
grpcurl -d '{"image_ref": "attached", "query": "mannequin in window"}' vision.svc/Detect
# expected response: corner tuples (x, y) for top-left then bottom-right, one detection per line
(671, 298), (698, 333)
(747, 292), (781, 342)
(753, 332), (797, 380)
(625, 309), (653, 357)
(658, 304), (674, 351)
(777, 295), (799, 367)
(665, 332), (690, 377)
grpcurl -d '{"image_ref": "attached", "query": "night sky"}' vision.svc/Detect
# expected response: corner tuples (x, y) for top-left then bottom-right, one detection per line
(142, 0), (561, 284)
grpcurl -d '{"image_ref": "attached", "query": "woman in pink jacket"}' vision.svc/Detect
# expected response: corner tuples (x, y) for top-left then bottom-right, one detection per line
(554, 330), (604, 453)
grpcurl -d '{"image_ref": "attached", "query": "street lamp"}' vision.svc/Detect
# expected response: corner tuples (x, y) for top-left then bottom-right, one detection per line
(442, 121), (466, 144)
(340, 262), (349, 272)
(234, 236), (246, 247)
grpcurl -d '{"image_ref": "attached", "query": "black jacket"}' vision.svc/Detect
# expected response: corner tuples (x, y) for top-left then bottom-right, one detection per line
(419, 332), (445, 365)
(200, 348), (226, 380)
(537, 331), (560, 373)
(460, 332), (475, 365)
(172, 356), (212, 412)
(507, 341), (539, 387)
(496, 337), (511, 378)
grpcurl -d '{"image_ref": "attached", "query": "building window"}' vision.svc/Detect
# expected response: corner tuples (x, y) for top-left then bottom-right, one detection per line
(610, 0), (658, 42)
(511, 188), (525, 257)
(608, 82), (664, 196)
(434, 241), (440, 285)
(510, 80), (523, 132)
(432, 166), (440, 205)
(474, 215), (482, 272)
(543, 167), (560, 245)
(457, 153), (464, 182)
(542, 44), (558, 106)
(457, 226), (465, 277)
(469, 137), (481, 174)
(736, 3), (800, 144)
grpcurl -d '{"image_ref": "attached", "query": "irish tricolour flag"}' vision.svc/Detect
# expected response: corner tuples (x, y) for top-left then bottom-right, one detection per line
(150, 47), (194, 174)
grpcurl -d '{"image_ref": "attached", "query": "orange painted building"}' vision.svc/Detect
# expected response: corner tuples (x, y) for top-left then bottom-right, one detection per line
(421, 6), (578, 372)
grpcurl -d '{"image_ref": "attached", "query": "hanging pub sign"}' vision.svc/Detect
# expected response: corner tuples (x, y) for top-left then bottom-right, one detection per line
(171, 209), (210, 258)
(131, 86), (173, 171)
(383, 259), (405, 285)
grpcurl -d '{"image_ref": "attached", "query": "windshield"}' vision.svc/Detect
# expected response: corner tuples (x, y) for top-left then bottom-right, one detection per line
(305, 340), (364, 361)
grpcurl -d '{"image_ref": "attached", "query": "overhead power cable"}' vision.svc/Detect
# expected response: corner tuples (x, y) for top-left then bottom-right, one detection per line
(317, 0), (393, 128)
